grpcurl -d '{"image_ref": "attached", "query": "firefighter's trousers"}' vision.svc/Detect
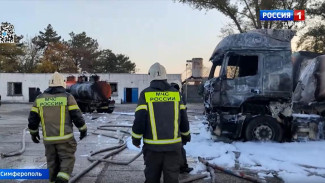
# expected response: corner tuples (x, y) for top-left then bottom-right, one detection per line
(181, 146), (188, 168)
(44, 138), (77, 183)
(143, 149), (182, 183)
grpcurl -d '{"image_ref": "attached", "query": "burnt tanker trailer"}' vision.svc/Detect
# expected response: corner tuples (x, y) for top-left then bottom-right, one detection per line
(67, 75), (115, 113)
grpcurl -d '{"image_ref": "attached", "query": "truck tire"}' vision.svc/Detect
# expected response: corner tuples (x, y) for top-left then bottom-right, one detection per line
(79, 103), (92, 113)
(107, 107), (114, 113)
(245, 116), (283, 142)
(97, 109), (105, 113)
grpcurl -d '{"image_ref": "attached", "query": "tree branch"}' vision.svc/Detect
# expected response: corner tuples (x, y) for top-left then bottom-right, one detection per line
(243, 0), (257, 28)
(254, 0), (262, 29)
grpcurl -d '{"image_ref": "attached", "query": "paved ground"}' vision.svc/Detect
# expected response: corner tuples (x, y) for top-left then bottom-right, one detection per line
(0, 103), (262, 183)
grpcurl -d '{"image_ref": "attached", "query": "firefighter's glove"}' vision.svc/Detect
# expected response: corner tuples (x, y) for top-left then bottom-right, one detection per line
(79, 130), (87, 140)
(31, 132), (40, 143)
(181, 134), (191, 145)
(132, 138), (141, 148)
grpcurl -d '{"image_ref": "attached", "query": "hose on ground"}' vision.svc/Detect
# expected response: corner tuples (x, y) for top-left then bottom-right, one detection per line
(198, 156), (263, 183)
(70, 125), (142, 183)
(207, 166), (216, 183)
(1, 124), (207, 183)
(1, 127), (27, 158)
(179, 174), (208, 183)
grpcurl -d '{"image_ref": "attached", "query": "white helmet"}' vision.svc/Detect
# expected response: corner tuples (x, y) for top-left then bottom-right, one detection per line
(49, 72), (66, 88)
(148, 62), (167, 80)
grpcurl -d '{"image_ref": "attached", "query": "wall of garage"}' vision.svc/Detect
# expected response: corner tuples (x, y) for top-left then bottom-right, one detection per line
(0, 73), (181, 104)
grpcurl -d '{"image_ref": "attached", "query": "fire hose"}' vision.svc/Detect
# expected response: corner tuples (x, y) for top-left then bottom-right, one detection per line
(198, 157), (263, 183)
(0, 127), (27, 158)
(1, 125), (209, 183)
(71, 124), (210, 183)
(69, 124), (141, 183)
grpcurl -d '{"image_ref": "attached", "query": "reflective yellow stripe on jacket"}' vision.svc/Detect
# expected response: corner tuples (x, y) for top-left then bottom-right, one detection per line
(79, 124), (87, 131)
(43, 133), (73, 141)
(135, 105), (147, 112)
(68, 105), (79, 111)
(36, 96), (71, 142)
(143, 138), (182, 144)
(57, 172), (70, 180)
(181, 131), (190, 136)
(131, 131), (143, 139)
(144, 91), (181, 144)
(29, 128), (39, 134)
(180, 104), (186, 110)
(31, 107), (39, 114)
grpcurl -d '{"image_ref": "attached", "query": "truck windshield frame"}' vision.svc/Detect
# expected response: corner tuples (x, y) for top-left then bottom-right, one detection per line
(220, 52), (259, 80)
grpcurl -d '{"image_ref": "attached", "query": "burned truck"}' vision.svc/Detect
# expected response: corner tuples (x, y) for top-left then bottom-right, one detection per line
(204, 29), (325, 142)
(66, 75), (115, 113)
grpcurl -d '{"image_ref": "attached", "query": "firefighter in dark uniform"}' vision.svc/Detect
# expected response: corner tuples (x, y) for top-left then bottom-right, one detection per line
(132, 63), (191, 183)
(170, 81), (193, 174)
(28, 72), (87, 183)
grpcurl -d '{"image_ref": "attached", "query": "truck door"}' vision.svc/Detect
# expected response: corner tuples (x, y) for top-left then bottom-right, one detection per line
(220, 52), (262, 108)
(205, 62), (222, 109)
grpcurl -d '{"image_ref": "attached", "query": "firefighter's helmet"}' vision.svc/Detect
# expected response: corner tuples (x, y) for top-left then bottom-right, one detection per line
(49, 72), (66, 88)
(148, 62), (167, 80)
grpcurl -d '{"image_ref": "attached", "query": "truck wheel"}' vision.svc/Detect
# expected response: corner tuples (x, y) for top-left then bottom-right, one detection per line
(79, 104), (86, 113)
(107, 107), (114, 113)
(245, 116), (283, 142)
(97, 109), (105, 113)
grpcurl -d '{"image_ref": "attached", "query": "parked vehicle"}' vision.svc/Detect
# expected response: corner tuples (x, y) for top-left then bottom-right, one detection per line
(66, 74), (115, 113)
(203, 29), (325, 142)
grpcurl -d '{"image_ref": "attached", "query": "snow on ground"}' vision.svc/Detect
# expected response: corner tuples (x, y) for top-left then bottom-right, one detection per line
(125, 114), (325, 182)
(112, 112), (135, 116)
(185, 117), (325, 183)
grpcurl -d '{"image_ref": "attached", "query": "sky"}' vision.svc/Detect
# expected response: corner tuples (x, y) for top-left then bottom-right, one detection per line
(0, 0), (228, 74)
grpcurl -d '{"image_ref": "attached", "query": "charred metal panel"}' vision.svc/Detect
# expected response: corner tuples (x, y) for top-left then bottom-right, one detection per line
(262, 51), (292, 99)
(220, 75), (260, 107)
(293, 55), (325, 103)
(292, 114), (325, 141)
(210, 29), (295, 63)
(219, 114), (246, 138)
(292, 58), (317, 103)
(315, 56), (325, 101)
(292, 51), (322, 89)
(209, 78), (222, 107)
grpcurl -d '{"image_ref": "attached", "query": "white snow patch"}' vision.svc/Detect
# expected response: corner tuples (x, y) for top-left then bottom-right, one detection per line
(209, 152), (236, 168)
(125, 115), (325, 182)
(191, 162), (207, 174)
(292, 113), (321, 118)
(113, 112), (135, 116)
(278, 171), (325, 183)
(186, 116), (325, 182)
(126, 137), (142, 152)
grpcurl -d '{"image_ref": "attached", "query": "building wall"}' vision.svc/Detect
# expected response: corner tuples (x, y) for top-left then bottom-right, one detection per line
(0, 73), (181, 103)
(184, 84), (203, 103)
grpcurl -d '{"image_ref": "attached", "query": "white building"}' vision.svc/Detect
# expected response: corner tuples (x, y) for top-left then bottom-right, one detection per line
(0, 73), (181, 104)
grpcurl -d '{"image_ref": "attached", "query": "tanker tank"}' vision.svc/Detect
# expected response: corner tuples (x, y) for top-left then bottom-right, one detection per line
(67, 75), (115, 113)
(69, 81), (112, 102)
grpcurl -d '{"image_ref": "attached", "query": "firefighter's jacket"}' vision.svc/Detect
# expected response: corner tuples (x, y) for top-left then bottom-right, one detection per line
(131, 80), (190, 151)
(28, 87), (86, 144)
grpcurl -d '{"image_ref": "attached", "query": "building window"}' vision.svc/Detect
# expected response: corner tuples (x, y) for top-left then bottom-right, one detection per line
(226, 55), (258, 79)
(7, 82), (22, 96)
(110, 83), (118, 96)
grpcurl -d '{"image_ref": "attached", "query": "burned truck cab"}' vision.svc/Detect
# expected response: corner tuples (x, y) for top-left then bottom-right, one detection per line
(204, 29), (295, 141)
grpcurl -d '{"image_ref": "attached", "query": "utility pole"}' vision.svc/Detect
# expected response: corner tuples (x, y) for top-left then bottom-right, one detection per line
(185, 60), (192, 103)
